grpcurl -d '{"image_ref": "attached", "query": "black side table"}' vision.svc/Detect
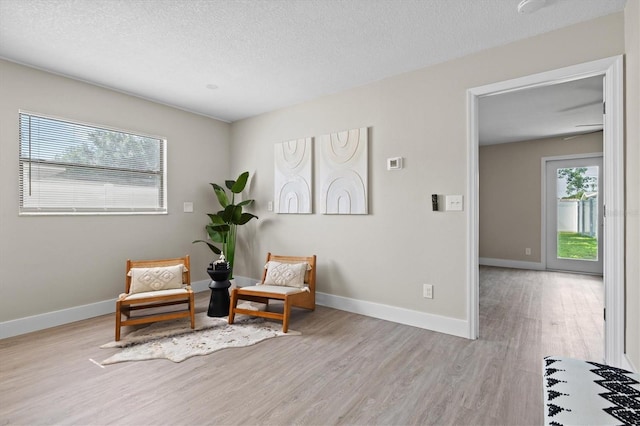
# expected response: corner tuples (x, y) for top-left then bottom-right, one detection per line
(207, 279), (231, 317)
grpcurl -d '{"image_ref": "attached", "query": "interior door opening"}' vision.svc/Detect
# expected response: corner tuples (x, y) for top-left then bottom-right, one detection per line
(468, 56), (625, 367)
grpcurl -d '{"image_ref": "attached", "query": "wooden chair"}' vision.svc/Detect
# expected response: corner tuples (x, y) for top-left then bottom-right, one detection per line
(115, 255), (195, 341)
(229, 253), (316, 332)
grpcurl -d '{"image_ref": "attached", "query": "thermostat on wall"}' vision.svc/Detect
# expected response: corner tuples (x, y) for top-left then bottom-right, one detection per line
(387, 157), (403, 170)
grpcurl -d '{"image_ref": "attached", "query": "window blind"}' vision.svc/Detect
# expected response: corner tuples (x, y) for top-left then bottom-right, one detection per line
(19, 112), (167, 215)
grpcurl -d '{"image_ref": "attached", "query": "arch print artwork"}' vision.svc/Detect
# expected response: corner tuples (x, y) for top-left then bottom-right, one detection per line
(318, 127), (368, 215)
(274, 137), (313, 214)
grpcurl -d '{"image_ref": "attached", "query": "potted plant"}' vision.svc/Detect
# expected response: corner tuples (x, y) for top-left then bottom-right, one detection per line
(193, 171), (258, 278)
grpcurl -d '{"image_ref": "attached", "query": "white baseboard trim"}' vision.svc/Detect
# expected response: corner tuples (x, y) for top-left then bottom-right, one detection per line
(0, 279), (211, 340)
(479, 257), (545, 271)
(0, 298), (116, 340)
(316, 292), (470, 339)
(1, 279), (472, 341)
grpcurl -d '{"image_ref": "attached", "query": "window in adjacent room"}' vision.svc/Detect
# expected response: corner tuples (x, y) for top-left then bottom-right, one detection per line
(19, 111), (167, 215)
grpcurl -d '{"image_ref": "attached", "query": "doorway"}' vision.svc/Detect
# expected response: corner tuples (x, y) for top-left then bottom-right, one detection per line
(545, 155), (604, 275)
(467, 56), (625, 367)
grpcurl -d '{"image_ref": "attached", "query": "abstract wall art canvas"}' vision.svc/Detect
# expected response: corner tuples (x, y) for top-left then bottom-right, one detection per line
(274, 137), (313, 214)
(318, 127), (368, 215)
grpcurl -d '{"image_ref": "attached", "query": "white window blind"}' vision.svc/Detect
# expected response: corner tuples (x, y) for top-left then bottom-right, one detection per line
(19, 112), (167, 215)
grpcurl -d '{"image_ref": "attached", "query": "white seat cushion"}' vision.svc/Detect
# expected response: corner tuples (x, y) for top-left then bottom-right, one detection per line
(241, 285), (308, 295)
(120, 288), (190, 301)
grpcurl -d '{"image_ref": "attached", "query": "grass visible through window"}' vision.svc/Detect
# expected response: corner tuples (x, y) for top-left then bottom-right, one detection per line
(557, 232), (598, 260)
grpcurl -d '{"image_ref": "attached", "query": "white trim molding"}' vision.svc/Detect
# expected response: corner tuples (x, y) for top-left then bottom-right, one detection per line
(479, 257), (545, 271)
(0, 279), (211, 340)
(467, 55), (625, 366)
(0, 298), (115, 340)
(316, 292), (469, 338)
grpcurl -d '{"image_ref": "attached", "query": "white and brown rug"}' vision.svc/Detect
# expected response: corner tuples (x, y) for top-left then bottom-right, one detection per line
(101, 309), (300, 364)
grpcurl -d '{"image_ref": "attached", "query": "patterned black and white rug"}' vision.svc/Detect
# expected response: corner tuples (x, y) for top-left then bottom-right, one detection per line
(543, 356), (640, 425)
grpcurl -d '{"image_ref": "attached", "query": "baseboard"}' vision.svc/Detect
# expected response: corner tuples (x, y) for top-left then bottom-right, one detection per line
(479, 257), (545, 271)
(316, 292), (470, 338)
(0, 298), (116, 340)
(2, 278), (468, 340)
(0, 279), (211, 340)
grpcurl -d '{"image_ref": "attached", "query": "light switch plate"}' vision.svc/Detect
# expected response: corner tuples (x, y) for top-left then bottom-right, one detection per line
(387, 157), (403, 170)
(445, 195), (463, 211)
(183, 202), (194, 213)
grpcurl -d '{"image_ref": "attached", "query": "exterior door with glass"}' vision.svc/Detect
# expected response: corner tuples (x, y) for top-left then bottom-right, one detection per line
(545, 156), (603, 274)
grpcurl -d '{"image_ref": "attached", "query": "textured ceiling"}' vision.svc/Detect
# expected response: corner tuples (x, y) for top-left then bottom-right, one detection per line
(0, 0), (626, 128)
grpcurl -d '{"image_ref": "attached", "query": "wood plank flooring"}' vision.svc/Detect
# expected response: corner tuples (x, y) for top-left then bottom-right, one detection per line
(0, 267), (603, 425)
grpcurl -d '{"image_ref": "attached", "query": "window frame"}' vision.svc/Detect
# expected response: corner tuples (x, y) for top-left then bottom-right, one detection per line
(18, 110), (168, 216)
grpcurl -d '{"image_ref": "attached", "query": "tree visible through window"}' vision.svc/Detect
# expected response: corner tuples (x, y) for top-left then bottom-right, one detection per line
(19, 112), (167, 214)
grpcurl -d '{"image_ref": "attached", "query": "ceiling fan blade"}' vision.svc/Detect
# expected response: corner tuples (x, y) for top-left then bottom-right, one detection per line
(558, 100), (601, 112)
(563, 129), (602, 140)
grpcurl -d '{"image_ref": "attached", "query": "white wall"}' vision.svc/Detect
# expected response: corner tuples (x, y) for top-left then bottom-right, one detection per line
(0, 59), (231, 323)
(624, 0), (640, 371)
(230, 14), (625, 328)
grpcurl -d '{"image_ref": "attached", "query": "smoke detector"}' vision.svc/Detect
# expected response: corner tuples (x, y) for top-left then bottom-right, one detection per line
(517, 0), (546, 14)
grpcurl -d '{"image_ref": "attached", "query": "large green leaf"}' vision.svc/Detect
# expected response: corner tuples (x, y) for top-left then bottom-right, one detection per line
(192, 239), (222, 254)
(211, 183), (229, 207)
(231, 171), (249, 193)
(223, 204), (242, 224)
(224, 180), (235, 190)
(218, 205), (234, 223)
(207, 223), (230, 233)
(237, 212), (258, 225)
(206, 224), (228, 243)
(237, 199), (254, 207)
(207, 213), (225, 225)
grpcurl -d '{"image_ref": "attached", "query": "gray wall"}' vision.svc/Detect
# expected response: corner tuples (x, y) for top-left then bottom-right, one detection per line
(0, 59), (231, 322)
(624, 0), (640, 371)
(229, 14), (625, 322)
(479, 133), (603, 263)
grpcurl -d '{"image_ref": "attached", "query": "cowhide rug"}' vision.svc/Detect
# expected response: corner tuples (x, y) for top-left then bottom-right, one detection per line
(100, 308), (299, 364)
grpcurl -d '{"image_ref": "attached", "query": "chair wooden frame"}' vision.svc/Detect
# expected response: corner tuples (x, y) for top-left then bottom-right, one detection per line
(115, 255), (195, 341)
(228, 253), (316, 333)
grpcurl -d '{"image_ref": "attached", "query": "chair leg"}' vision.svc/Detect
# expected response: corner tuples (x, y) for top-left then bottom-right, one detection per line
(228, 289), (237, 324)
(282, 297), (291, 333)
(189, 294), (195, 329)
(115, 302), (122, 341)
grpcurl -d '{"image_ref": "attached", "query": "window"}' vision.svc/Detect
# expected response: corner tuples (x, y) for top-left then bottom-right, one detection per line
(19, 112), (167, 215)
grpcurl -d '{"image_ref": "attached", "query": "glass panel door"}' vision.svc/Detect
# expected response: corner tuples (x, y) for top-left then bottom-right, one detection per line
(546, 157), (603, 274)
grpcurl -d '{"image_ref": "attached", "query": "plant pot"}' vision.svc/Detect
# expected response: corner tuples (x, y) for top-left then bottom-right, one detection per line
(207, 267), (231, 283)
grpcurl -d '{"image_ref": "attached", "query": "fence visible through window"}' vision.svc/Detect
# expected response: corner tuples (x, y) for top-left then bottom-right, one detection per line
(556, 166), (599, 261)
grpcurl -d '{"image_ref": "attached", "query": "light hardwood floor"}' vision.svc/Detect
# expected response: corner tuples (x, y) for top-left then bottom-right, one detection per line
(0, 267), (603, 425)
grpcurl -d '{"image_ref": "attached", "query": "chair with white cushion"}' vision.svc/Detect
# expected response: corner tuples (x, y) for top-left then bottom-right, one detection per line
(115, 255), (195, 341)
(228, 253), (316, 332)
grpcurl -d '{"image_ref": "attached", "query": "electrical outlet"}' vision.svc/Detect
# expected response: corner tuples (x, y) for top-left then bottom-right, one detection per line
(423, 284), (433, 299)
(525, 248), (531, 255)
(267, 201), (273, 212)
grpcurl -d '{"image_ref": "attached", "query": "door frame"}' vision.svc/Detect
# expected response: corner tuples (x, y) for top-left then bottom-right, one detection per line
(466, 55), (625, 367)
(542, 153), (604, 275)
